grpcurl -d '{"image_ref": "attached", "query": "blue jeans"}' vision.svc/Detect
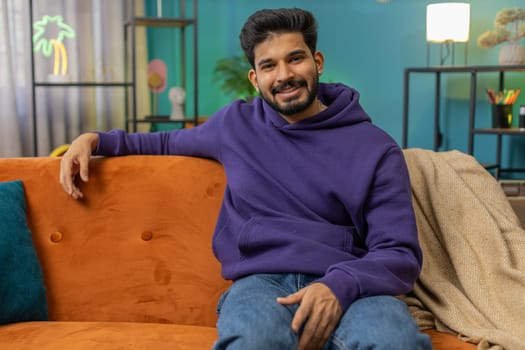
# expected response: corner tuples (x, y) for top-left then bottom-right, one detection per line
(212, 273), (432, 350)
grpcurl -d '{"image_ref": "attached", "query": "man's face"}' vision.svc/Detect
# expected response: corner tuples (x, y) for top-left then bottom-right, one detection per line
(248, 32), (324, 123)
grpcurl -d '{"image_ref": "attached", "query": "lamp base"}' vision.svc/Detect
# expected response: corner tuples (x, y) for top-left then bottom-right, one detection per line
(426, 41), (468, 67)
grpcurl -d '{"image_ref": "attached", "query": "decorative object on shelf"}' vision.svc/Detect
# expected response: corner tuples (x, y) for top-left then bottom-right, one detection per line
(486, 88), (521, 128)
(499, 43), (525, 65)
(32, 15), (76, 82)
(147, 59), (167, 116)
(169, 87), (185, 120)
(213, 54), (257, 101)
(426, 2), (470, 66)
(492, 104), (513, 128)
(478, 8), (525, 65)
(518, 105), (525, 130)
(485, 88), (521, 105)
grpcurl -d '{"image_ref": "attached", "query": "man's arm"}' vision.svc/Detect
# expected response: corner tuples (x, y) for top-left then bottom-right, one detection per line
(59, 107), (227, 199)
(277, 146), (421, 350)
(59, 132), (99, 199)
(317, 146), (422, 311)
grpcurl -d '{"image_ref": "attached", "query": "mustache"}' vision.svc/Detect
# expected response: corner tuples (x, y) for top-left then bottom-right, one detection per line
(271, 79), (307, 95)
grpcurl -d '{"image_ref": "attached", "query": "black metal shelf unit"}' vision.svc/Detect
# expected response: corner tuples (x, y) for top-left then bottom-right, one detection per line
(29, 0), (136, 155)
(402, 65), (525, 178)
(33, 82), (133, 87)
(124, 0), (198, 132)
(28, 0), (198, 156)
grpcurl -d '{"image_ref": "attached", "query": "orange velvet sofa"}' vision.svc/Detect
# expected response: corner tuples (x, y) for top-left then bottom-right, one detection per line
(0, 155), (488, 349)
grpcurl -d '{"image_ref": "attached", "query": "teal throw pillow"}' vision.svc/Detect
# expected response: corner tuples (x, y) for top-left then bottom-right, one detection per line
(0, 180), (48, 324)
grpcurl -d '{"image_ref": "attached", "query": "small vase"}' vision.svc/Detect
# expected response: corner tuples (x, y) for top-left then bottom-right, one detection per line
(499, 43), (525, 65)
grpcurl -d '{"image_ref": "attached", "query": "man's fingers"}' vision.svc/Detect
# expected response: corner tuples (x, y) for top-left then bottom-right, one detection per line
(278, 284), (342, 348)
(295, 283), (343, 350)
(77, 156), (90, 182)
(276, 288), (307, 333)
(59, 159), (74, 195)
(58, 133), (97, 199)
(276, 291), (303, 306)
(297, 314), (332, 350)
(291, 298), (311, 333)
(297, 307), (336, 350)
(298, 319), (320, 350)
(71, 186), (84, 199)
(60, 157), (86, 198)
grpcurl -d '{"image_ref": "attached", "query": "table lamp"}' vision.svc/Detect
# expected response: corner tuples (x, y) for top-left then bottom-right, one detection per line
(426, 2), (470, 66)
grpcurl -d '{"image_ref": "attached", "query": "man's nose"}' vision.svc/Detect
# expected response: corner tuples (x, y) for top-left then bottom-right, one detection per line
(276, 62), (294, 82)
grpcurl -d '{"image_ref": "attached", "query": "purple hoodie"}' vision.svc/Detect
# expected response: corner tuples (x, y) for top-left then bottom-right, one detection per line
(95, 83), (422, 311)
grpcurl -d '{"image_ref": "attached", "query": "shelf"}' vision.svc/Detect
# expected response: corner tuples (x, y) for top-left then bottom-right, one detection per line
(124, 0), (198, 133)
(406, 65), (525, 74)
(136, 117), (193, 123)
(125, 17), (195, 28)
(481, 163), (499, 170)
(403, 65), (525, 180)
(473, 128), (525, 135)
(34, 82), (132, 87)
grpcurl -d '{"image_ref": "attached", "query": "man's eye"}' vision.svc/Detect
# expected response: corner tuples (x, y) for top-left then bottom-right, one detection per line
(261, 64), (274, 71)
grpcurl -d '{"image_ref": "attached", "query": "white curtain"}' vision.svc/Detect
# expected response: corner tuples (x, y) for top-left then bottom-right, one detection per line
(0, 0), (149, 157)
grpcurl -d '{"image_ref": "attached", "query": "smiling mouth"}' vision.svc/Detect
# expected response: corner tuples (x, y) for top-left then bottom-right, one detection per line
(276, 89), (302, 102)
(271, 79), (307, 96)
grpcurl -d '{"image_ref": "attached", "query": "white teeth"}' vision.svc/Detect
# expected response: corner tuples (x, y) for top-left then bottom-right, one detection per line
(279, 86), (297, 93)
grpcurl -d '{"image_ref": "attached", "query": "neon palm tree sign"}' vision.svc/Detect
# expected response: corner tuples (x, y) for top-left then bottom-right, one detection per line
(33, 15), (76, 78)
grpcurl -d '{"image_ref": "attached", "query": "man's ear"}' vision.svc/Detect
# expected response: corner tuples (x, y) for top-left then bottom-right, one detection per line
(248, 69), (259, 92)
(314, 51), (325, 76)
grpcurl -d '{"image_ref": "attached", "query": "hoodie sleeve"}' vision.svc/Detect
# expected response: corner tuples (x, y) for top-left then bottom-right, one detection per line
(95, 106), (229, 160)
(316, 146), (422, 311)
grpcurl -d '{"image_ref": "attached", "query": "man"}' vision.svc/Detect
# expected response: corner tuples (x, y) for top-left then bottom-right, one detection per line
(60, 8), (432, 350)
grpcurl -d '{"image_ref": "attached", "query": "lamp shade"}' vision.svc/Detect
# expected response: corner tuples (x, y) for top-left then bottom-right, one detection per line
(426, 3), (470, 42)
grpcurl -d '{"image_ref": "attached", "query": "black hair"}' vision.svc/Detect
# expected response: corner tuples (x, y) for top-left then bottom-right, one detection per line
(239, 8), (318, 68)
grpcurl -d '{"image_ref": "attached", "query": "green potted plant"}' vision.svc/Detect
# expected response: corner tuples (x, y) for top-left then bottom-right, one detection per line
(213, 54), (257, 101)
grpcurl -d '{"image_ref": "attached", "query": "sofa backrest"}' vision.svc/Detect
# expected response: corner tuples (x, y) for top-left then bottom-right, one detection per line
(1, 155), (523, 327)
(0, 156), (230, 327)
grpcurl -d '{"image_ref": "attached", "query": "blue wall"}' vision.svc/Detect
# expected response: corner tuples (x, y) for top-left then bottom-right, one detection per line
(145, 0), (525, 178)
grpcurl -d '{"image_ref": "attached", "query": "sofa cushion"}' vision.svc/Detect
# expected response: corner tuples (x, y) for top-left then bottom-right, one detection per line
(0, 322), (476, 350)
(0, 180), (48, 324)
(0, 321), (217, 350)
(0, 321), (476, 350)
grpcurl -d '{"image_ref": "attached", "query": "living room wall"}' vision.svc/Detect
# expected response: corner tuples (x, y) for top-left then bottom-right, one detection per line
(146, 0), (525, 178)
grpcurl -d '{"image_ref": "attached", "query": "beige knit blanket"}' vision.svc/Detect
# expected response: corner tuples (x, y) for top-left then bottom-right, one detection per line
(401, 148), (525, 350)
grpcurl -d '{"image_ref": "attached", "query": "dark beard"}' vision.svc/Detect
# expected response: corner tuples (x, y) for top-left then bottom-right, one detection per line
(259, 74), (319, 117)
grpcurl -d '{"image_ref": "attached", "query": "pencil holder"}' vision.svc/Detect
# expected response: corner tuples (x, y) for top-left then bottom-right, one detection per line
(518, 105), (525, 129)
(492, 104), (513, 128)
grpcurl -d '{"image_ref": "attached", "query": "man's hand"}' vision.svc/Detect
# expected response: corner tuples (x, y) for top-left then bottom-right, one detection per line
(277, 282), (343, 350)
(59, 133), (99, 199)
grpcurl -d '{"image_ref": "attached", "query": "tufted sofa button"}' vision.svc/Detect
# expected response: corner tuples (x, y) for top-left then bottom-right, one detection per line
(141, 231), (153, 241)
(50, 231), (63, 243)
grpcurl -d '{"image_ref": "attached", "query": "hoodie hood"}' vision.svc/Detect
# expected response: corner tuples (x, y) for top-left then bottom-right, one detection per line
(257, 82), (372, 130)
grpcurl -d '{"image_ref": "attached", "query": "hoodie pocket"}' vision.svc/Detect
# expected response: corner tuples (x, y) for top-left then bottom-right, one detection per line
(238, 217), (357, 258)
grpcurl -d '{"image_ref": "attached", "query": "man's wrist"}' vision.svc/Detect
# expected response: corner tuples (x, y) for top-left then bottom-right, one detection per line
(84, 132), (99, 153)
